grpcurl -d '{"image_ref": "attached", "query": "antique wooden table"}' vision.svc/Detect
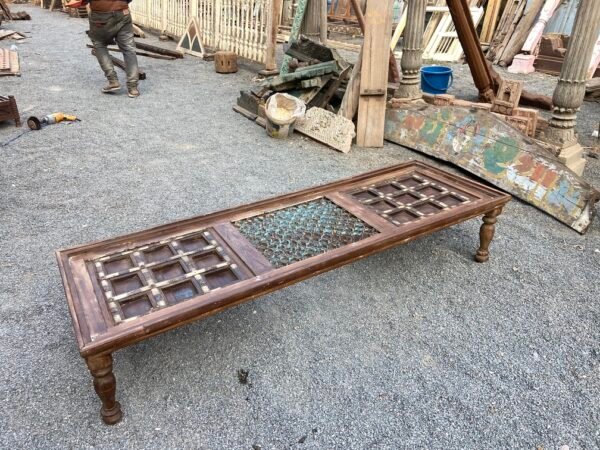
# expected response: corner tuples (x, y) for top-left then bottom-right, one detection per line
(57, 161), (510, 424)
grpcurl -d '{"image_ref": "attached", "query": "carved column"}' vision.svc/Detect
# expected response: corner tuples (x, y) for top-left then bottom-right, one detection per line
(301, 0), (321, 41)
(544, 0), (600, 175)
(395, 0), (426, 99)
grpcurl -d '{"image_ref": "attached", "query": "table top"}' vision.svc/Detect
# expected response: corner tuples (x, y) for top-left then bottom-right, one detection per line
(57, 161), (510, 357)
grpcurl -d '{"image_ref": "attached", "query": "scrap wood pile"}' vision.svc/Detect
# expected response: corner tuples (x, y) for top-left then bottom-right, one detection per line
(482, 0), (599, 77)
(0, 0), (30, 20)
(235, 36), (357, 153)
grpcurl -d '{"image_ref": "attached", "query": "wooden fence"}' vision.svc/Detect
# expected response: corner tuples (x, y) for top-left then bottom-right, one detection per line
(129, 0), (277, 68)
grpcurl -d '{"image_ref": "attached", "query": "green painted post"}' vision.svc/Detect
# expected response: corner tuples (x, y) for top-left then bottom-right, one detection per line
(280, 0), (309, 75)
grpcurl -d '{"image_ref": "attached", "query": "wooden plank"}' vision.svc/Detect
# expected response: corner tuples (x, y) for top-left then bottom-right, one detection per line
(212, 222), (273, 276)
(265, 0), (283, 71)
(385, 105), (598, 233)
(356, 0), (393, 148)
(497, 0), (545, 67)
(280, 0), (308, 74)
(479, 0), (502, 44)
(338, 46), (362, 120)
(135, 41), (183, 58)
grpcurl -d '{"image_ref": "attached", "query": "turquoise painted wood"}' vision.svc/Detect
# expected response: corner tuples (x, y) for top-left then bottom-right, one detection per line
(280, 0), (309, 75)
(384, 105), (600, 233)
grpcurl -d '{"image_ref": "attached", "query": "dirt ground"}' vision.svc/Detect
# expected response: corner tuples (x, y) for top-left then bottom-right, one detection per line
(1, 6), (599, 450)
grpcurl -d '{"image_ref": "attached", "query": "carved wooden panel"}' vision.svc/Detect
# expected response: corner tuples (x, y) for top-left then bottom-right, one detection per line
(347, 173), (473, 226)
(93, 229), (247, 323)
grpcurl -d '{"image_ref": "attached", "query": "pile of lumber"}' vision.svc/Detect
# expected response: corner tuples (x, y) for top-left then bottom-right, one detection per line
(484, 0), (600, 78)
(235, 37), (351, 123)
(0, 0), (30, 20)
(236, 34), (391, 153)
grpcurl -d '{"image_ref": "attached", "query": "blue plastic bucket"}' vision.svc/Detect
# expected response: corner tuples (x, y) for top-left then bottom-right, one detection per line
(421, 66), (453, 95)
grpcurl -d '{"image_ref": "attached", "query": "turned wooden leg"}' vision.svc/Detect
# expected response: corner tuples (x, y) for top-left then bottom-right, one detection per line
(86, 354), (123, 425)
(475, 207), (503, 263)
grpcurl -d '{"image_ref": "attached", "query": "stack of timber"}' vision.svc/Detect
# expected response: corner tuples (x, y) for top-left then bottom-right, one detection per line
(235, 36), (358, 152)
(0, 0), (30, 20)
(235, 36), (350, 116)
(482, 0), (600, 78)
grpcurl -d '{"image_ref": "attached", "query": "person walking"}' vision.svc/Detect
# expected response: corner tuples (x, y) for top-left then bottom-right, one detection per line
(74, 0), (140, 97)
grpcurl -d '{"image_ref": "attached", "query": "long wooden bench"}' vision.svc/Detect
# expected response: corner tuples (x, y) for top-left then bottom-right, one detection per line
(56, 161), (511, 424)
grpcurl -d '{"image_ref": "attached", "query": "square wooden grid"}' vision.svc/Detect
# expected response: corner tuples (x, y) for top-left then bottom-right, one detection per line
(348, 173), (473, 226)
(93, 230), (246, 324)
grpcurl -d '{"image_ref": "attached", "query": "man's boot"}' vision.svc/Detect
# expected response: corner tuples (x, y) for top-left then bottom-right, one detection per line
(102, 79), (121, 93)
(128, 86), (140, 98)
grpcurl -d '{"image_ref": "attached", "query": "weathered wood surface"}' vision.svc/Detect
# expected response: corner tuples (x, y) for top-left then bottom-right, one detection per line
(280, 0), (308, 74)
(384, 105), (599, 233)
(496, 0), (545, 67)
(356, 0), (393, 147)
(0, 95), (21, 127)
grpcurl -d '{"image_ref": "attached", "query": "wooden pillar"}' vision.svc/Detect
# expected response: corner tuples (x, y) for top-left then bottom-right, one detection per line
(301, 0), (321, 41)
(395, 0), (426, 99)
(544, 0), (600, 175)
(320, 0), (328, 44)
(446, 0), (495, 102)
(265, 0), (283, 72)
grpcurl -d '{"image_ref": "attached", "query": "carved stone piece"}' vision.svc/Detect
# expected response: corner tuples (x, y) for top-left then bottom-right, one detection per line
(295, 107), (355, 153)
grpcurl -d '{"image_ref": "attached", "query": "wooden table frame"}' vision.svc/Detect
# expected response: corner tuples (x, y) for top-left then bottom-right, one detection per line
(56, 161), (510, 424)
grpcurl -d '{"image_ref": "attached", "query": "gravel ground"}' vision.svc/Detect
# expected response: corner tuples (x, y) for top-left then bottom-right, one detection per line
(1, 7), (599, 449)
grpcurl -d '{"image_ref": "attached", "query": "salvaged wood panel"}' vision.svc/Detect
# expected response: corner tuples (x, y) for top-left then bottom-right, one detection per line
(423, 7), (484, 62)
(0, 48), (20, 76)
(356, 0), (393, 147)
(57, 160), (510, 424)
(176, 18), (208, 58)
(384, 105), (599, 233)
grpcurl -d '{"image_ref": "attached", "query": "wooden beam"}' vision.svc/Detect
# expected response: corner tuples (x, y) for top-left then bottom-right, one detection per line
(349, 0), (399, 83)
(356, 0), (393, 147)
(134, 41), (183, 59)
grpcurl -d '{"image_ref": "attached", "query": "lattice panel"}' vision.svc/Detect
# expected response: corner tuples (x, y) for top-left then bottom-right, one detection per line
(234, 198), (377, 268)
(348, 173), (473, 226)
(93, 230), (246, 324)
